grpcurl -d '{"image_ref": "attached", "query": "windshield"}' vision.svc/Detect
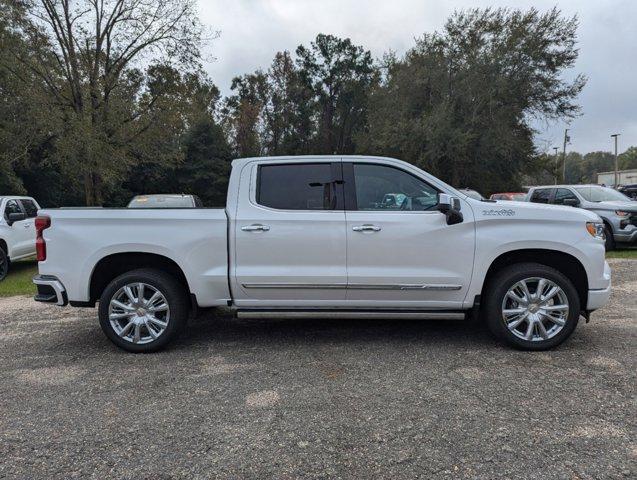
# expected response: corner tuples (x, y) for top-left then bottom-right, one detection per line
(128, 195), (194, 208)
(461, 189), (484, 200)
(573, 186), (630, 203)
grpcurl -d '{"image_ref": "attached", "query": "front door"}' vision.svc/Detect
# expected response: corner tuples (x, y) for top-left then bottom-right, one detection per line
(4, 199), (32, 258)
(232, 160), (347, 307)
(343, 161), (475, 309)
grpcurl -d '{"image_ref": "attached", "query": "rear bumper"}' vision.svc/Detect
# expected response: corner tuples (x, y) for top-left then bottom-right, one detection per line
(33, 275), (68, 306)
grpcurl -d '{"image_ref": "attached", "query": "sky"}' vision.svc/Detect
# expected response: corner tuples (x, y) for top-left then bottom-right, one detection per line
(198, 0), (636, 155)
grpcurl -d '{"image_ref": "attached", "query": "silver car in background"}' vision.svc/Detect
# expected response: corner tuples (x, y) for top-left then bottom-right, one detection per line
(526, 184), (637, 250)
(128, 194), (203, 208)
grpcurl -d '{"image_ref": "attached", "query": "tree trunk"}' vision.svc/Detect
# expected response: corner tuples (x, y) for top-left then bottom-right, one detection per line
(84, 171), (95, 206)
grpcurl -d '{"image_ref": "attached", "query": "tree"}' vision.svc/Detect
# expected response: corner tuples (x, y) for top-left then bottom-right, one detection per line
(296, 34), (376, 154)
(174, 117), (232, 207)
(221, 72), (267, 158)
(4, 0), (205, 205)
(619, 147), (637, 171)
(360, 8), (586, 194)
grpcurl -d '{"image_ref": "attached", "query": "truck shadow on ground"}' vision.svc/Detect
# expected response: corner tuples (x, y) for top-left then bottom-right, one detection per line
(174, 313), (501, 350)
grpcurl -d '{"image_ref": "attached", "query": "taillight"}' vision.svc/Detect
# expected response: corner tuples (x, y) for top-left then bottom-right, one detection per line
(35, 216), (51, 261)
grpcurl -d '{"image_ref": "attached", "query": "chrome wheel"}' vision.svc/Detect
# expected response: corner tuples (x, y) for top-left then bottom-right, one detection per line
(501, 277), (569, 342)
(108, 283), (170, 345)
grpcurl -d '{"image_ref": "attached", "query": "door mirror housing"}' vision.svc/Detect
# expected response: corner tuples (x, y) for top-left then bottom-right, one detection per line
(563, 198), (580, 207)
(7, 212), (26, 226)
(438, 194), (464, 225)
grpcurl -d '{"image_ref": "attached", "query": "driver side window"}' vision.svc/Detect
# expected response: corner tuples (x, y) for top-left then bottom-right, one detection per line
(353, 164), (438, 211)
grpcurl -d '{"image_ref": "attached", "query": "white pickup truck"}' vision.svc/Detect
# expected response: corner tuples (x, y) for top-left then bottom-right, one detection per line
(33, 156), (612, 352)
(1, 196), (41, 281)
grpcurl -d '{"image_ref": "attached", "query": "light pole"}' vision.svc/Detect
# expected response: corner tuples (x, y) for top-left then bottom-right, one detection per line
(562, 129), (570, 183)
(553, 147), (559, 184)
(611, 133), (620, 187)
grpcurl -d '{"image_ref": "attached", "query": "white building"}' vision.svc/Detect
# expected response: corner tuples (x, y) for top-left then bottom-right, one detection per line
(597, 169), (637, 186)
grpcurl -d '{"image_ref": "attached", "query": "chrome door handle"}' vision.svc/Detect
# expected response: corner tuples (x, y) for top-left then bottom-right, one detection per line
(24, 224), (30, 228)
(352, 224), (381, 232)
(241, 224), (270, 232)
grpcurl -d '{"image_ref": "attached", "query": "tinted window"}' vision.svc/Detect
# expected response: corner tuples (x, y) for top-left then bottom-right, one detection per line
(257, 163), (338, 210)
(530, 189), (552, 204)
(20, 199), (38, 217)
(574, 186), (630, 202)
(353, 164), (438, 211)
(553, 189), (578, 205)
(4, 200), (22, 220)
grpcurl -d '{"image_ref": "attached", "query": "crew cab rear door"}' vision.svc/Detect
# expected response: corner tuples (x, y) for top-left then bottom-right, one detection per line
(342, 160), (475, 309)
(230, 159), (347, 307)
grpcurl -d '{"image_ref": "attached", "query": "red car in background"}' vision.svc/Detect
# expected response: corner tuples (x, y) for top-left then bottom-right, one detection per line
(490, 192), (527, 201)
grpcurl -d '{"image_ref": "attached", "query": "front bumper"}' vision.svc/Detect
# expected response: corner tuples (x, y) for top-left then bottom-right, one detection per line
(614, 229), (637, 243)
(586, 261), (611, 311)
(33, 275), (68, 306)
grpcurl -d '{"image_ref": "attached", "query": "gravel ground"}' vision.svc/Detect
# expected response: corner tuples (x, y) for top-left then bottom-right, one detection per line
(1, 259), (635, 479)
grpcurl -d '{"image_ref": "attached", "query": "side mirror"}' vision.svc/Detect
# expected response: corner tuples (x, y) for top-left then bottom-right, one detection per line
(563, 198), (580, 207)
(438, 194), (464, 225)
(7, 212), (26, 226)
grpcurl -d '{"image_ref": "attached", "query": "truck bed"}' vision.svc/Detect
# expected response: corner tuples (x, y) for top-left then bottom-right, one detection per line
(38, 208), (230, 307)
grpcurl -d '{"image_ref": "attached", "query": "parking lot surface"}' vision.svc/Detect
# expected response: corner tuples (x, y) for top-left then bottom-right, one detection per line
(1, 259), (635, 479)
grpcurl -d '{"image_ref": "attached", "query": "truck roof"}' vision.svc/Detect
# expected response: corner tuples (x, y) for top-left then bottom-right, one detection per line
(231, 155), (401, 169)
(529, 184), (601, 189)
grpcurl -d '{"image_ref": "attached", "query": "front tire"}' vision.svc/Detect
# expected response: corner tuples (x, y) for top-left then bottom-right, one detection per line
(484, 263), (580, 350)
(98, 269), (189, 353)
(0, 248), (8, 281)
(604, 224), (615, 251)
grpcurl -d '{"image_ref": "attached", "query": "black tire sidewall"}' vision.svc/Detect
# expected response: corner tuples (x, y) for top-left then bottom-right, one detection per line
(484, 263), (580, 350)
(0, 248), (8, 281)
(604, 225), (615, 251)
(98, 269), (188, 353)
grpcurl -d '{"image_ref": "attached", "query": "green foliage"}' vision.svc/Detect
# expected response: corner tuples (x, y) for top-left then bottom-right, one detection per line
(359, 7), (585, 193)
(619, 147), (637, 171)
(2, 5), (626, 206)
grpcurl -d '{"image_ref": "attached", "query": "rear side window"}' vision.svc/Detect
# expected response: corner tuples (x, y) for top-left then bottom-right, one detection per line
(257, 163), (339, 210)
(20, 199), (38, 218)
(530, 189), (551, 204)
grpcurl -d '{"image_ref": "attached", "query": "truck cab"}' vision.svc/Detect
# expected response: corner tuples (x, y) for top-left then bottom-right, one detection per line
(0, 196), (41, 281)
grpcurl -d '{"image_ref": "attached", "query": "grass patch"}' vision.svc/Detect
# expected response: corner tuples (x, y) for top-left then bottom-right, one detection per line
(606, 248), (637, 259)
(0, 257), (38, 297)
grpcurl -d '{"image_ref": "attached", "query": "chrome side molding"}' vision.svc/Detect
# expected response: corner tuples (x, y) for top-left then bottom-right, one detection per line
(242, 283), (462, 291)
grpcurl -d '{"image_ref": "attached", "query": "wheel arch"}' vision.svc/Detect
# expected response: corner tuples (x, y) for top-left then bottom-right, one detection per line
(89, 252), (191, 305)
(481, 249), (589, 311)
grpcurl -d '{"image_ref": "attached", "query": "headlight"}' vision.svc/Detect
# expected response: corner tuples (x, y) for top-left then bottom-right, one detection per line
(586, 222), (605, 239)
(615, 210), (630, 217)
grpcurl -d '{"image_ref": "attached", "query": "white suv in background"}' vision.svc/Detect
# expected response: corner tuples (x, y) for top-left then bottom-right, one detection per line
(0, 196), (41, 281)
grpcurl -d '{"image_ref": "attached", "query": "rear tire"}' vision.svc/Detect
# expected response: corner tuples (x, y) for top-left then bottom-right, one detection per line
(0, 248), (8, 282)
(484, 263), (580, 350)
(98, 269), (189, 353)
